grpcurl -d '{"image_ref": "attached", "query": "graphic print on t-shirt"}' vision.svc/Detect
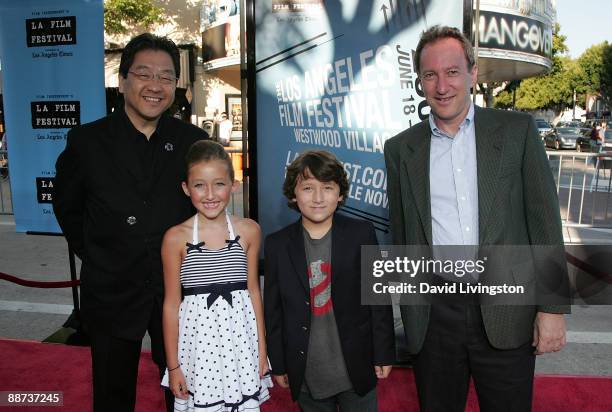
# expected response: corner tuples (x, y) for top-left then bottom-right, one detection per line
(308, 259), (332, 316)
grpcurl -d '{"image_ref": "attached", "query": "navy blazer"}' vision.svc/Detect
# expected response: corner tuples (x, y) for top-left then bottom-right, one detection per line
(264, 213), (396, 400)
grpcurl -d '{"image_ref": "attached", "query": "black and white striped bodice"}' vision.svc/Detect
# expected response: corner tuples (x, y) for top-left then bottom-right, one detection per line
(180, 213), (248, 288)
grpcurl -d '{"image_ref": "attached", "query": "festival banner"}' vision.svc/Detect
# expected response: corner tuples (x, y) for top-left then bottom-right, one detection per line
(0, 0), (105, 233)
(255, 0), (463, 241)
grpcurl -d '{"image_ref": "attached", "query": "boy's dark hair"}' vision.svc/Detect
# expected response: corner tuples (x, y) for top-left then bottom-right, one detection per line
(119, 33), (180, 79)
(185, 140), (234, 181)
(414, 25), (475, 74)
(283, 150), (349, 211)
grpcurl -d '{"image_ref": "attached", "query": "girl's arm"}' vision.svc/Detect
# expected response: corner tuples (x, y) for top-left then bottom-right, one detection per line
(242, 218), (269, 378)
(162, 226), (189, 399)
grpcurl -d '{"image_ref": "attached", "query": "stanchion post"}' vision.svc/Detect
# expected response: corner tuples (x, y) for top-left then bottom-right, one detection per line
(61, 246), (82, 332)
(25, 231), (88, 345)
(68, 247), (79, 313)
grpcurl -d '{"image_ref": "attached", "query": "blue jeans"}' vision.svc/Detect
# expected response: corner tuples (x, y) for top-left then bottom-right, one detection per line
(297, 387), (377, 412)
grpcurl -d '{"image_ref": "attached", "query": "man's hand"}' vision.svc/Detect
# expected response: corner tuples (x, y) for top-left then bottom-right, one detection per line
(274, 374), (290, 388)
(375, 365), (392, 379)
(533, 312), (566, 355)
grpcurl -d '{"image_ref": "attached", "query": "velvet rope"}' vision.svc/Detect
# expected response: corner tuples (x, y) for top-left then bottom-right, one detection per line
(565, 253), (612, 285)
(0, 272), (80, 288)
(0, 254), (609, 289)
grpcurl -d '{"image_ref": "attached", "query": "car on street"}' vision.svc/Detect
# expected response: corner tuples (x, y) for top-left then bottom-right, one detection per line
(536, 119), (553, 138)
(583, 119), (612, 146)
(584, 119), (612, 129)
(556, 120), (584, 128)
(544, 127), (583, 150)
(576, 129), (599, 152)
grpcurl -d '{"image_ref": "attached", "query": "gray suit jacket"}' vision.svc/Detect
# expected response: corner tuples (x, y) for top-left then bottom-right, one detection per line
(384, 106), (570, 353)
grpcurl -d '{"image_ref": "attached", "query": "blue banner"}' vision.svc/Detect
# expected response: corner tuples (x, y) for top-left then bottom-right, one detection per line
(0, 0), (105, 233)
(255, 0), (463, 240)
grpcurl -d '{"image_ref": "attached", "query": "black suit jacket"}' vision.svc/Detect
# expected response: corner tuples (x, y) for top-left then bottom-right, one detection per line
(264, 214), (395, 400)
(384, 107), (570, 353)
(53, 109), (208, 340)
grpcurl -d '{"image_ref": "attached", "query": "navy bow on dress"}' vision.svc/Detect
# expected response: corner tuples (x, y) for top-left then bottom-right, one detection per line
(183, 281), (248, 309)
(225, 235), (241, 250)
(186, 241), (205, 253)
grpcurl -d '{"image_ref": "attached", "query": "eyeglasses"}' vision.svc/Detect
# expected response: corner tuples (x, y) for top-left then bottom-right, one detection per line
(128, 71), (177, 85)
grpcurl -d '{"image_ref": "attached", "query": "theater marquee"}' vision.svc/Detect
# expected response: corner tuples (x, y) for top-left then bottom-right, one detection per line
(474, 0), (555, 82)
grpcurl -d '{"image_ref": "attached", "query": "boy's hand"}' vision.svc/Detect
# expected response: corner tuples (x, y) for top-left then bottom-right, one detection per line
(274, 374), (290, 388)
(169, 368), (189, 399)
(375, 365), (392, 379)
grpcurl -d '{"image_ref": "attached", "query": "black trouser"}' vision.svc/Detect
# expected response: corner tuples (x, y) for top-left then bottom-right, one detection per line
(89, 300), (173, 412)
(298, 388), (378, 412)
(413, 303), (535, 412)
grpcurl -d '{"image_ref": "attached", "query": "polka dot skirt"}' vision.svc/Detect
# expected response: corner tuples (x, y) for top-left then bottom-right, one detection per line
(162, 290), (272, 411)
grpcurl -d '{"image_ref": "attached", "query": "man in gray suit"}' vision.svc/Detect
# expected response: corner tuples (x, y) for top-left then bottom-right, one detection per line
(384, 26), (569, 411)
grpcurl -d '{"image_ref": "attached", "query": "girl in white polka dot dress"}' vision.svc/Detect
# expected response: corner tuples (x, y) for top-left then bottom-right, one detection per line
(161, 140), (272, 411)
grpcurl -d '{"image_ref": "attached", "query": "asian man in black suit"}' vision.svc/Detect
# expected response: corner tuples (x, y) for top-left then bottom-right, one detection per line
(53, 33), (208, 411)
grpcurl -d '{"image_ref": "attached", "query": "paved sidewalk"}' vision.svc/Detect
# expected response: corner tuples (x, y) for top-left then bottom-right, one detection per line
(0, 214), (611, 376)
(564, 226), (612, 244)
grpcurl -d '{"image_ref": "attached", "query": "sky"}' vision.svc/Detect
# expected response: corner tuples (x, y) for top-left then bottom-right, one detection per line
(555, 0), (612, 58)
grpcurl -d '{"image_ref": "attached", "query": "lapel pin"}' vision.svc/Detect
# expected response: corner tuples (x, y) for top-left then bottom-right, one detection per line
(164, 142), (174, 152)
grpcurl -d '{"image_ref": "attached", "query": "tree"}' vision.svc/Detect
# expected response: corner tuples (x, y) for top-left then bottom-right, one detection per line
(573, 42), (611, 108)
(575, 43), (606, 94)
(550, 23), (569, 72)
(602, 43), (612, 106)
(493, 23), (573, 111)
(477, 82), (502, 108)
(104, 0), (165, 35)
(507, 62), (574, 111)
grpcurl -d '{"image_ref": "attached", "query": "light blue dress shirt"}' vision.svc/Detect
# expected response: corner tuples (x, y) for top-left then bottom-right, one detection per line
(429, 103), (479, 247)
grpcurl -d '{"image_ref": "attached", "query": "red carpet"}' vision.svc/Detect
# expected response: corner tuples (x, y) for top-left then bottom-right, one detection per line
(0, 339), (611, 411)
